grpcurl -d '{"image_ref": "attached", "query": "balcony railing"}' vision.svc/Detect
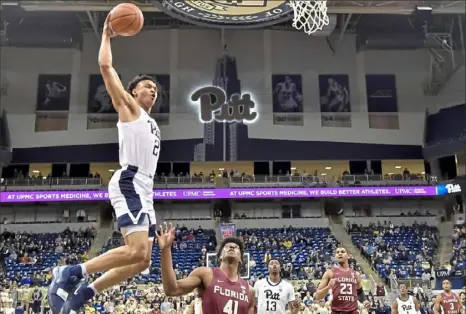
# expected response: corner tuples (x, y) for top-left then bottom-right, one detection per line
(1, 174), (429, 189)
(154, 173), (429, 185)
(3, 177), (103, 187)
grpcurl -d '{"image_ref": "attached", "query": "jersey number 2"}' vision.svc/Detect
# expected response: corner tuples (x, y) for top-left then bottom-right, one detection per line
(152, 139), (160, 156)
(147, 120), (160, 156)
(223, 300), (238, 314)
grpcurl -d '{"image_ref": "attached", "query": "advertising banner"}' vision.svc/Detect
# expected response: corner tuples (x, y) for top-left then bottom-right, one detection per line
(0, 185), (445, 203)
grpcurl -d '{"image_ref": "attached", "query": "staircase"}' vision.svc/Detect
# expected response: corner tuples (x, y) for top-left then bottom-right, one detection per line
(0, 255), (4, 274)
(87, 218), (114, 258)
(435, 220), (454, 266)
(328, 217), (384, 288)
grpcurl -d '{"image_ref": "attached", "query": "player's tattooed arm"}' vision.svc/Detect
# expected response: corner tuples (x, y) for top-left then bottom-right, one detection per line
(433, 295), (442, 314)
(314, 270), (334, 301)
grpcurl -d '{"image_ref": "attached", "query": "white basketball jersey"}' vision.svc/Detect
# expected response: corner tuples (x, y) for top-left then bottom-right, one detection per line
(397, 296), (417, 314)
(194, 298), (202, 314)
(117, 107), (161, 176)
(254, 278), (295, 314)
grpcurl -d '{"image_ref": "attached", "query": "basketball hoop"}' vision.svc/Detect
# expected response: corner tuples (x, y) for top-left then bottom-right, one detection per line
(289, 0), (330, 35)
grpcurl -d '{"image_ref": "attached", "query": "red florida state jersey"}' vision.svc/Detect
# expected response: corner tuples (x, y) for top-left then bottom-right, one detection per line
(331, 266), (358, 313)
(202, 268), (251, 314)
(440, 292), (461, 314)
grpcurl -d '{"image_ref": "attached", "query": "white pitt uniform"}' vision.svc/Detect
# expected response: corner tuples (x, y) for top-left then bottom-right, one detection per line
(396, 296), (417, 314)
(108, 107), (161, 239)
(254, 278), (295, 314)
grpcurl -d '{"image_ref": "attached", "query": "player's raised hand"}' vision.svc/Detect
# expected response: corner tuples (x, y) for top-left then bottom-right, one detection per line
(363, 300), (371, 309)
(103, 13), (117, 38)
(291, 297), (301, 310)
(157, 222), (175, 250)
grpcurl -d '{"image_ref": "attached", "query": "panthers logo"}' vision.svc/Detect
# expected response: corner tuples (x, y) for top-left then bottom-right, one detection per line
(155, 0), (293, 28)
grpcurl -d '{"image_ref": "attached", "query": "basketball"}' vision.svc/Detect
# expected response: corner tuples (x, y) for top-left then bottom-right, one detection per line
(108, 3), (144, 37)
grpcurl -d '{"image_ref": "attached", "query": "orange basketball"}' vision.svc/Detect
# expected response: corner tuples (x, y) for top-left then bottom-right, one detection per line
(108, 3), (144, 37)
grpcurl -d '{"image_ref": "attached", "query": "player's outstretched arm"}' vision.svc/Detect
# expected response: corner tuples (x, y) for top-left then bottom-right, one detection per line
(433, 295), (442, 314)
(157, 222), (207, 296)
(98, 14), (133, 112)
(314, 270), (334, 301)
(163, 267), (209, 297)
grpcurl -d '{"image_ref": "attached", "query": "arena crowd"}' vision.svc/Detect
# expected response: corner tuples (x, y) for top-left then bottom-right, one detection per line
(0, 219), (464, 314)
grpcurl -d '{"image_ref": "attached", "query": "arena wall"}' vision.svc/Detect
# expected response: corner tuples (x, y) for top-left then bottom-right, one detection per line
(2, 30), (464, 149)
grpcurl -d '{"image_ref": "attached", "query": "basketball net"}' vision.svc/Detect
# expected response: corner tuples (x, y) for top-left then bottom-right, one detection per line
(289, 0), (330, 35)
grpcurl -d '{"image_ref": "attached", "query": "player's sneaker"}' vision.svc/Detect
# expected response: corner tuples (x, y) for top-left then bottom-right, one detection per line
(59, 283), (95, 314)
(47, 266), (81, 314)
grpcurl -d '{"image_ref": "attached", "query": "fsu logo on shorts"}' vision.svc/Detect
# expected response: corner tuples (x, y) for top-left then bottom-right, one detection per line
(155, 0), (293, 28)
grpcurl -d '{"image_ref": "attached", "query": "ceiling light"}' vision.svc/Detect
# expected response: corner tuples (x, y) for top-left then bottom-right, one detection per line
(416, 5), (432, 11)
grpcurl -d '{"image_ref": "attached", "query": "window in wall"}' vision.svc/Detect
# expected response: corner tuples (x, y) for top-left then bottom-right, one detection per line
(282, 204), (301, 218)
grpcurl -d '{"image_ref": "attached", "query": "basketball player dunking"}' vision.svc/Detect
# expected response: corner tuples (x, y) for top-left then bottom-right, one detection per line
(157, 223), (255, 314)
(254, 258), (300, 314)
(434, 280), (464, 314)
(314, 247), (370, 314)
(48, 14), (161, 314)
(391, 284), (420, 314)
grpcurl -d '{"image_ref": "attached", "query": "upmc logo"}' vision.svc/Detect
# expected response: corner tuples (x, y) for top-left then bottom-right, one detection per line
(446, 184), (462, 194)
(191, 86), (258, 123)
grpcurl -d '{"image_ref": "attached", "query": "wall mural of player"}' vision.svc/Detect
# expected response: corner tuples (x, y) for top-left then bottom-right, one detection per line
(36, 74), (72, 111)
(272, 74), (304, 126)
(87, 74), (121, 114)
(319, 74), (351, 127)
(320, 76), (350, 113)
(273, 75), (303, 113)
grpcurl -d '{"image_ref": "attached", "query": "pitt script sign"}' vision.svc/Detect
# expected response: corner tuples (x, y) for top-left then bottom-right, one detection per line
(191, 86), (258, 123)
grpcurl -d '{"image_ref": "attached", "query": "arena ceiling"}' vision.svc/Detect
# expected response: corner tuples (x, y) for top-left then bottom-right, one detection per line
(0, 1), (464, 47)
(8, 0), (466, 14)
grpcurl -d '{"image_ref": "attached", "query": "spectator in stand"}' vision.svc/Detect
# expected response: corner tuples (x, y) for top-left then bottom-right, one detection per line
(451, 224), (466, 271)
(350, 221), (437, 282)
(1, 228), (93, 288)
